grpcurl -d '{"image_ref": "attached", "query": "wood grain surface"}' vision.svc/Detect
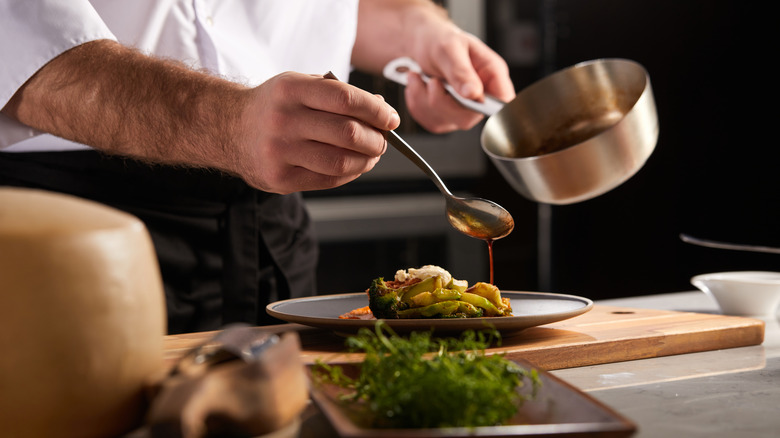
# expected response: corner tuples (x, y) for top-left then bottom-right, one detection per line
(163, 305), (765, 371)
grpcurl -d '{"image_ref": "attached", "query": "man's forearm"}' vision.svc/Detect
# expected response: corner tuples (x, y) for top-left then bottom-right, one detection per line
(1, 39), (247, 173)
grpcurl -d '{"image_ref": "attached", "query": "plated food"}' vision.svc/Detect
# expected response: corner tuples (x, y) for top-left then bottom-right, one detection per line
(340, 265), (512, 320)
(267, 264), (593, 335)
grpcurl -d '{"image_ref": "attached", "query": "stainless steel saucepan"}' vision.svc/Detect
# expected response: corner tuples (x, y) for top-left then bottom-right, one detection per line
(383, 57), (659, 204)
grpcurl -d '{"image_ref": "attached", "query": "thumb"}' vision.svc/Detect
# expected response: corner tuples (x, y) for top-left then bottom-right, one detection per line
(444, 63), (484, 102)
(433, 45), (485, 102)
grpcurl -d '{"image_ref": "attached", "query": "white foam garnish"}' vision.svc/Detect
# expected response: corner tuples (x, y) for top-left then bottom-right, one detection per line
(394, 265), (452, 286)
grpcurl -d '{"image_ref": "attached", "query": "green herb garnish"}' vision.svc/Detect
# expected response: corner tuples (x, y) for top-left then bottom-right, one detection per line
(313, 322), (540, 429)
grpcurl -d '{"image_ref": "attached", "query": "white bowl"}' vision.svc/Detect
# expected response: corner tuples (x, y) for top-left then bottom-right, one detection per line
(691, 271), (780, 316)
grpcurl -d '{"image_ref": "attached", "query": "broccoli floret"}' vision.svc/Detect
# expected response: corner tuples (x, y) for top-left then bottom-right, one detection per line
(368, 277), (409, 319)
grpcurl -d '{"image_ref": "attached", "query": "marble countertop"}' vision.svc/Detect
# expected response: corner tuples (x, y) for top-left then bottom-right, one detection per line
(551, 291), (780, 438)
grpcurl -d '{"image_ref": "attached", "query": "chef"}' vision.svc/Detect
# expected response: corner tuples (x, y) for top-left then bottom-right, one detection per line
(0, 0), (515, 334)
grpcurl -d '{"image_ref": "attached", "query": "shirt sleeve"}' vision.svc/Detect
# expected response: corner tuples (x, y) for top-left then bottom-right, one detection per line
(0, 0), (117, 147)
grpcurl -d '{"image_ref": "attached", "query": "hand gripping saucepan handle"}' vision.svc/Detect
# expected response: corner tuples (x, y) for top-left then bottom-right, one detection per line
(382, 57), (505, 117)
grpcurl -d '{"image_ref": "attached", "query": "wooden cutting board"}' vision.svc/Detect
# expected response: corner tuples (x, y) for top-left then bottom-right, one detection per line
(162, 304), (765, 371)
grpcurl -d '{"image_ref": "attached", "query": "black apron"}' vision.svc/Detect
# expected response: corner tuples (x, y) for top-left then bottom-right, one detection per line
(0, 150), (318, 334)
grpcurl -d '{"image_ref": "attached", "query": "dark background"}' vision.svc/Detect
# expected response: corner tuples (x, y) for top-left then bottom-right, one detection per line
(312, 0), (779, 300)
(492, 0), (779, 299)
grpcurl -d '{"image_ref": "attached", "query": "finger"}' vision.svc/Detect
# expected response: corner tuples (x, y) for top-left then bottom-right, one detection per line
(298, 109), (389, 158)
(249, 151), (379, 194)
(287, 139), (382, 177)
(426, 77), (483, 129)
(427, 37), (485, 101)
(275, 166), (366, 194)
(467, 39), (516, 102)
(301, 77), (400, 132)
(405, 73), (482, 133)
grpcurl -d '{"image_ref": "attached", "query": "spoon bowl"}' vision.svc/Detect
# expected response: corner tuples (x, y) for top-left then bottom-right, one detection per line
(446, 197), (514, 241)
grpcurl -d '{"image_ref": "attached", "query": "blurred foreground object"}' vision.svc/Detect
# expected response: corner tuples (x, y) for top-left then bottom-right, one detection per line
(0, 187), (167, 437)
(146, 326), (308, 438)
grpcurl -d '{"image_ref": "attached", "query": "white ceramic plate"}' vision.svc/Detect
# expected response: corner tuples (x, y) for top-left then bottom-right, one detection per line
(266, 291), (593, 336)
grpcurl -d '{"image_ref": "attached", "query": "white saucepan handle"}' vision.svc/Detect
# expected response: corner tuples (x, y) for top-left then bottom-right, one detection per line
(382, 57), (505, 117)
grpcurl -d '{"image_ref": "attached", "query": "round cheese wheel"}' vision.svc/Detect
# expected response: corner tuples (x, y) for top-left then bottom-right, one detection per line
(0, 188), (166, 437)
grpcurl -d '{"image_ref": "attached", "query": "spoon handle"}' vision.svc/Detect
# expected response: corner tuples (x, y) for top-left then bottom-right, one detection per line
(680, 233), (780, 255)
(386, 131), (453, 197)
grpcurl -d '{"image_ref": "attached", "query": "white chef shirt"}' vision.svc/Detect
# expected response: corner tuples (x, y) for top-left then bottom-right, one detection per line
(0, 0), (359, 152)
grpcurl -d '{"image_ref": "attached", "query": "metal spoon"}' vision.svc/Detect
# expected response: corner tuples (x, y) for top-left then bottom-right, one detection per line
(386, 131), (514, 240)
(324, 71), (514, 241)
(680, 233), (780, 255)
